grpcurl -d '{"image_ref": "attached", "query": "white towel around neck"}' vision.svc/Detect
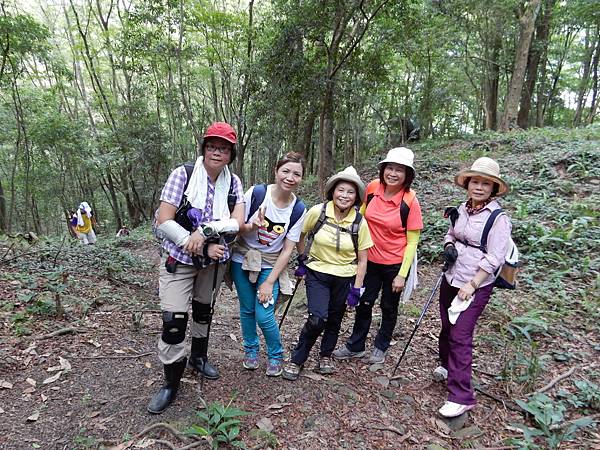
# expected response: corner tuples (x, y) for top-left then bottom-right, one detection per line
(184, 156), (232, 220)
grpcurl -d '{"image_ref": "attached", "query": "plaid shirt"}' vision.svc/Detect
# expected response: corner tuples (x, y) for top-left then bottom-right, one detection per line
(160, 165), (244, 265)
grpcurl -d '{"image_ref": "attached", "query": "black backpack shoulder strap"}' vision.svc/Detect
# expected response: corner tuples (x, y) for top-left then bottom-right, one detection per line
(179, 162), (195, 207)
(227, 175), (237, 213)
(247, 184), (267, 221)
(366, 193), (375, 206)
(400, 198), (410, 229)
(480, 208), (504, 253)
(350, 208), (362, 259)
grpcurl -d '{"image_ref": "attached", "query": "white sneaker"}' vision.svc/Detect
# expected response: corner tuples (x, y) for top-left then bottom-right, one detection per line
(438, 401), (474, 418)
(432, 366), (448, 382)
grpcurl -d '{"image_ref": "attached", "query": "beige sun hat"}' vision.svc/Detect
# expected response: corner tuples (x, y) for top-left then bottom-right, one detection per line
(324, 166), (365, 202)
(378, 147), (415, 171)
(454, 157), (510, 196)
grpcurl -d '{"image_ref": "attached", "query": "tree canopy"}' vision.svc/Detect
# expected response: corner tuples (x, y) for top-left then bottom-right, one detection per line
(0, 0), (598, 233)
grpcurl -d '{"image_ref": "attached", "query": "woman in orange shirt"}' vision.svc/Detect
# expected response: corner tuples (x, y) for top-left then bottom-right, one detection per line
(333, 147), (423, 364)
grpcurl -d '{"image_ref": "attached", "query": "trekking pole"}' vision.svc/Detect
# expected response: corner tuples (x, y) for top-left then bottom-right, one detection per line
(278, 277), (302, 329)
(200, 237), (224, 394)
(391, 262), (449, 377)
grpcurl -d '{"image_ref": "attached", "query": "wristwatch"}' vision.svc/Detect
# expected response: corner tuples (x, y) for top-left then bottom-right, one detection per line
(201, 224), (217, 238)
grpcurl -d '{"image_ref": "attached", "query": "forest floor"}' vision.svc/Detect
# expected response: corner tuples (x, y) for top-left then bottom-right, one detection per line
(1, 128), (599, 449)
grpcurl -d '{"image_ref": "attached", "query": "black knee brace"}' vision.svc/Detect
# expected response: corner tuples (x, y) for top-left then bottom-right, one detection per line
(192, 301), (212, 325)
(161, 311), (188, 345)
(304, 314), (326, 338)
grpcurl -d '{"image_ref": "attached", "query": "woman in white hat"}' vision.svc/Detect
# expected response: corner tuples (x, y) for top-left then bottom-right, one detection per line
(435, 157), (511, 418)
(333, 147), (423, 365)
(282, 166), (373, 380)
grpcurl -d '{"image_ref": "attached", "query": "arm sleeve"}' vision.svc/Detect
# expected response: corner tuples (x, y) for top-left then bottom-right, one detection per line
(398, 229), (420, 278)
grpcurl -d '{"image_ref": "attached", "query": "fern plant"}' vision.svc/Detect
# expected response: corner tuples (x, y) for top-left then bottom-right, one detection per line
(186, 398), (250, 449)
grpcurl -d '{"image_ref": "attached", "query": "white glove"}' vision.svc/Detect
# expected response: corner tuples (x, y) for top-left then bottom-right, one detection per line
(157, 220), (190, 247)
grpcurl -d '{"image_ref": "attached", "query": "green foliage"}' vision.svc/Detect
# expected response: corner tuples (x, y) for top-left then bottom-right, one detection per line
(185, 399), (250, 449)
(558, 380), (600, 412)
(509, 393), (596, 449)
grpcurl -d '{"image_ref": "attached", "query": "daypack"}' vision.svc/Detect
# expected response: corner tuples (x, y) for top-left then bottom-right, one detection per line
(304, 203), (363, 262)
(365, 179), (416, 229)
(451, 207), (519, 290)
(245, 184), (305, 236)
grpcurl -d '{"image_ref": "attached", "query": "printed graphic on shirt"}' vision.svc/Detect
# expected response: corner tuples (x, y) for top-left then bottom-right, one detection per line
(257, 217), (286, 246)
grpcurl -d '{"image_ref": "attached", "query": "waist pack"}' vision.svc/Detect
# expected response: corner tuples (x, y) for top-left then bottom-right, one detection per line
(451, 207), (520, 290)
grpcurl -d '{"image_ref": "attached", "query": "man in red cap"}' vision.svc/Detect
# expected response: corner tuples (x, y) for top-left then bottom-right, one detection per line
(149, 122), (245, 414)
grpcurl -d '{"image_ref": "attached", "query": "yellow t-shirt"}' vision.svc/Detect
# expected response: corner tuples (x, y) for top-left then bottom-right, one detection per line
(303, 201), (373, 277)
(75, 215), (93, 234)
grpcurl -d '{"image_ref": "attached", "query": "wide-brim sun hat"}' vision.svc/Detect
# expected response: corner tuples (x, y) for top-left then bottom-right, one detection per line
(378, 147), (415, 171)
(325, 166), (365, 202)
(454, 157), (510, 196)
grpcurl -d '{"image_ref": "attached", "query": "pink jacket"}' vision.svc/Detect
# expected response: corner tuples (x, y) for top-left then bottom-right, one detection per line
(444, 200), (512, 288)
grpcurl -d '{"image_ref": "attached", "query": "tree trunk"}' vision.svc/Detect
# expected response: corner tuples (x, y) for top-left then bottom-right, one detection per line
(500, 0), (541, 131)
(0, 179), (6, 233)
(542, 29), (575, 125)
(517, 0), (555, 129)
(483, 20), (502, 130)
(296, 109), (317, 163)
(318, 80), (335, 196)
(573, 28), (596, 126)
(587, 30), (600, 124)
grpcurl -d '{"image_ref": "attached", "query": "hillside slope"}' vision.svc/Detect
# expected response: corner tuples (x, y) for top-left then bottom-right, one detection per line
(0, 127), (598, 449)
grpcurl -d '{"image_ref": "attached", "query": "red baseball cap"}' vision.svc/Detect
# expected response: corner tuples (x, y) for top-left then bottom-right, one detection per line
(204, 122), (237, 144)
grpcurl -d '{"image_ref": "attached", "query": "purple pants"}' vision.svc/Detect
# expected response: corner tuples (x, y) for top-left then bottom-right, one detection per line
(438, 277), (494, 405)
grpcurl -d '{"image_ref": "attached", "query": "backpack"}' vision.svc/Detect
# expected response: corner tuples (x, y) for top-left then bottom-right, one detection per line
(365, 179), (416, 229)
(246, 184), (305, 235)
(304, 203), (363, 262)
(451, 207), (519, 290)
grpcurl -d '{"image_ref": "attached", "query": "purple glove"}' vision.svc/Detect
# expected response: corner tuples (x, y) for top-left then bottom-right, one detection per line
(187, 208), (203, 230)
(294, 254), (308, 278)
(346, 286), (363, 307)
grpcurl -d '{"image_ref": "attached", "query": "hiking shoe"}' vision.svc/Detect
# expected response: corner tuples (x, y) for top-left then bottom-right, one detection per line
(438, 401), (474, 418)
(368, 348), (386, 364)
(318, 357), (335, 375)
(282, 362), (301, 381)
(265, 359), (283, 377)
(243, 355), (259, 370)
(332, 346), (365, 360)
(432, 366), (448, 382)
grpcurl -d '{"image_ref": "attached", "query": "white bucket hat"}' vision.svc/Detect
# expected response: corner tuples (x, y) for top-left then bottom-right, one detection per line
(324, 166), (365, 203)
(378, 147), (415, 171)
(454, 157), (510, 197)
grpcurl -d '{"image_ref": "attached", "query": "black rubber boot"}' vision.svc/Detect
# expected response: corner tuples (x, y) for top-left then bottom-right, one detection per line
(147, 357), (187, 414)
(188, 337), (219, 380)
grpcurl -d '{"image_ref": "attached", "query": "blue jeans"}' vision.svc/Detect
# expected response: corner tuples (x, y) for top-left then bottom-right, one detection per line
(230, 261), (283, 361)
